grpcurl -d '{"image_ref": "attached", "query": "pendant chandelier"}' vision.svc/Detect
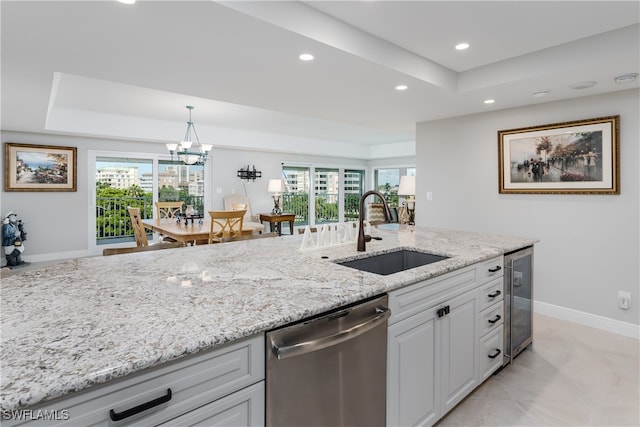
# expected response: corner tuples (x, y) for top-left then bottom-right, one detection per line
(166, 106), (212, 165)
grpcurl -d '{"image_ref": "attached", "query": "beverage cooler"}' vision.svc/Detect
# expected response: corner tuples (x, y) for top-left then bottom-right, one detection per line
(503, 246), (534, 366)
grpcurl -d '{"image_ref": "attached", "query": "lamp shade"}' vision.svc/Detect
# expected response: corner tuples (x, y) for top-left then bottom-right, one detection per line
(398, 175), (416, 196)
(268, 179), (284, 193)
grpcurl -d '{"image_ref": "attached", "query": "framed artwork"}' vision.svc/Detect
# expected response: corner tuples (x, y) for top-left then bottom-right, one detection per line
(4, 142), (77, 192)
(498, 116), (620, 194)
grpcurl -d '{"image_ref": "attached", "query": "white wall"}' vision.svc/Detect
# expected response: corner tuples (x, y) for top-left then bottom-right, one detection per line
(416, 89), (639, 328)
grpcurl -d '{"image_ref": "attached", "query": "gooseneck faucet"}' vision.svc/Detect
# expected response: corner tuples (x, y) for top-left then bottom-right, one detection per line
(357, 190), (392, 252)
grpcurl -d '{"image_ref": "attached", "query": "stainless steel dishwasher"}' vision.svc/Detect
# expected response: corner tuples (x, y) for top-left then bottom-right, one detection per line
(266, 294), (390, 427)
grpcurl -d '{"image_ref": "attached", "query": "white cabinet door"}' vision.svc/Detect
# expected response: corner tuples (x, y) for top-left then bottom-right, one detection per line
(439, 289), (478, 415)
(387, 308), (438, 427)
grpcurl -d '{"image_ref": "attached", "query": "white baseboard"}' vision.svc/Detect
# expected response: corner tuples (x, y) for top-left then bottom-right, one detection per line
(534, 300), (639, 340)
(22, 249), (94, 263)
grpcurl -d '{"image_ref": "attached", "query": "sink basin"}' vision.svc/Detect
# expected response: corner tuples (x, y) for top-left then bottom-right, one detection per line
(337, 249), (449, 276)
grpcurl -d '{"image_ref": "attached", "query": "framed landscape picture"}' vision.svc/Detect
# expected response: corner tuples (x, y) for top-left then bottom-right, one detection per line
(4, 142), (77, 192)
(498, 116), (620, 194)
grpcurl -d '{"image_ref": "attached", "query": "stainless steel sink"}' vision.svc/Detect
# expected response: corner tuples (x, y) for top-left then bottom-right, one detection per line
(337, 249), (449, 276)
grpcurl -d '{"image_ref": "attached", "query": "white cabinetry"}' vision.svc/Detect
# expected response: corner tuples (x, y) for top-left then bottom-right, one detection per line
(439, 288), (478, 415)
(5, 335), (264, 427)
(387, 256), (504, 427)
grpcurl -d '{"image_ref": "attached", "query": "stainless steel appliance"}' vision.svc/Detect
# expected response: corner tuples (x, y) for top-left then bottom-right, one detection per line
(266, 294), (391, 427)
(503, 246), (534, 366)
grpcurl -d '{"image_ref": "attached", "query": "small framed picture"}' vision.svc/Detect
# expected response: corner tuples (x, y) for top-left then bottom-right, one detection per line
(498, 116), (620, 194)
(4, 142), (77, 192)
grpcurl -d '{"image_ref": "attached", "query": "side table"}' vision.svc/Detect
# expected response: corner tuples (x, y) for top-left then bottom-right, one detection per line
(259, 213), (296, 236)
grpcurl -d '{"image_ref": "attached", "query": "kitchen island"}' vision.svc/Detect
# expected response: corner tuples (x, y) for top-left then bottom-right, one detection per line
(0, 225), (537, 419)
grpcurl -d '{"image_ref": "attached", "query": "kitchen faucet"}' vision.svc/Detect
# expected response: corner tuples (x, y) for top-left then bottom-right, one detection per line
(357, 190), (392, 251)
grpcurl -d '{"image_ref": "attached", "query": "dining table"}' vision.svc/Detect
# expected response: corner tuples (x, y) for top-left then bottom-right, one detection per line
(142, 218), (256, 245)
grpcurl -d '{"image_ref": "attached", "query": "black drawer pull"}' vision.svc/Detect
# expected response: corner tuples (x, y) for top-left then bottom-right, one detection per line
(488, 315), (501, 324)
(109, 388), (172, 421)
(488, 349), (501, 359)
(488, 266), (502, 273)
(436, 305), (451, 318)
(488, 290), (501, 298)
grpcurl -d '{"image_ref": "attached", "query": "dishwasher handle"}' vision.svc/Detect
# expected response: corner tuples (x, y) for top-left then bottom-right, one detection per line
(271, 306), (391, 360)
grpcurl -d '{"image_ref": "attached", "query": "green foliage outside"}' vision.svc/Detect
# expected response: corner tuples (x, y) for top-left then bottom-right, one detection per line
(96, 183), (152, 240)
(375, 182), (399, 206)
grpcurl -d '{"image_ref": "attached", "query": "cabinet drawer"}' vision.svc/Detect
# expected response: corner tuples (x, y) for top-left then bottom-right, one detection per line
(5, 335), (264, 427)
(389, 265), (477, 325)
(476, 256), (504, 283)
(479, 277), (504, 311)
(479, 301), (503, 337)
(159, 382), (264, 426)
(479, 326), (503, 382)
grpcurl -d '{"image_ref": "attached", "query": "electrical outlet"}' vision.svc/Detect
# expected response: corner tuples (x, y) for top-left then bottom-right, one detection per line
(426, 192), (433, 201)
(618, 291), (631, 310)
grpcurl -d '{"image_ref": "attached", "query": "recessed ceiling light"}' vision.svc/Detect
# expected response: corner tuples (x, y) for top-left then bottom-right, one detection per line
(299, 53), (314, 61)
(455, 43), (470, 50)
(533, 90), (550, 98)
(117, 0), (136, 4)
(395, 85), (408, 91)
(569, 81), (596, 90)
(614, 73), (638, 85)
(484, 99), (495, 104)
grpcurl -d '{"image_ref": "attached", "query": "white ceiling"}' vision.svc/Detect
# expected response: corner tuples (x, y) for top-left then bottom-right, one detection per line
(1, 1), (638, 159)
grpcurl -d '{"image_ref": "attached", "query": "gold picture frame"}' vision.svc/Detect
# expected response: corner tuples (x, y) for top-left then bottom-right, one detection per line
(4, 142), (77, 192)
(498, 116), (620, 194)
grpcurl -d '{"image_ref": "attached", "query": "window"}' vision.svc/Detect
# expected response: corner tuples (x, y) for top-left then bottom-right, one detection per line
(91, 152), (206, 248)
(344, 169), (364, 222)
(282, 164), (364, 227)
(282, 166), (310, 225)
(314, 168), (339, 224)
(95, 157), (153, 245)
(157, 161), (205, 213)
(374, 167), (415, 206)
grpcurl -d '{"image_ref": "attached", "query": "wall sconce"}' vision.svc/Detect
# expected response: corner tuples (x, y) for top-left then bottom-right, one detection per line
(398, 175), (416, 225)
(237, 165), (262, 181)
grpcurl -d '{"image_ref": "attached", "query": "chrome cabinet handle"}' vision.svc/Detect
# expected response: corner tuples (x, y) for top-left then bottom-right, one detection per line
(271, 307), (391, 360)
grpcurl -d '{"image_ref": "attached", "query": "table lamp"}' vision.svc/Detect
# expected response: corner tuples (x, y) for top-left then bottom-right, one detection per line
(268, 179), (284, 215)
(398, 175), (416, 225)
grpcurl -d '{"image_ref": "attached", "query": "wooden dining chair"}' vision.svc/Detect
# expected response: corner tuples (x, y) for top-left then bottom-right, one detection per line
(208, 210), (246, 244)
(102, 241), (183, 256)
(128, 206), (149, 247)
(155, 201), (184, 219)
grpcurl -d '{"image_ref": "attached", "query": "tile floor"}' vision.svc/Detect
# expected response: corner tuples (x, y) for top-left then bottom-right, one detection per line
(436, 313), (640, 427)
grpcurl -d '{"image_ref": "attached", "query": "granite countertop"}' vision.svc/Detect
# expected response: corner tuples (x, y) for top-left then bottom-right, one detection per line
(0, 226), (537, 411)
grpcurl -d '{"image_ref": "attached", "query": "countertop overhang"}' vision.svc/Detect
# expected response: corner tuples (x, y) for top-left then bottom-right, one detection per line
(0, 226), (537, 411)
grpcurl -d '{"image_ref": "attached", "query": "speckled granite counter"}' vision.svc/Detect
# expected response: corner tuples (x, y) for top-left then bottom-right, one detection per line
(0, 226), (536, 411)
